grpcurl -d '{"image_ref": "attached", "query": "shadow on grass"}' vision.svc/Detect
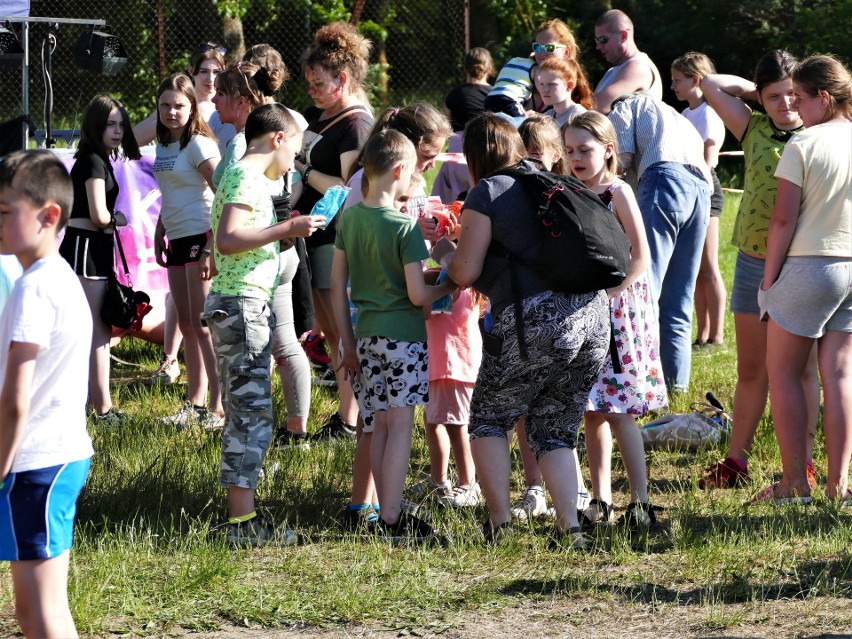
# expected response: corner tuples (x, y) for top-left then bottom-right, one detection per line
(498, 555), (851, 605)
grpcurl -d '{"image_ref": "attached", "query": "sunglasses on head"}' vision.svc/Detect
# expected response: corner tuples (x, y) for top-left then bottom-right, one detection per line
(594, 35), (612, 45)
(195, 43), (227, 57)
(532, 42), (565, 54)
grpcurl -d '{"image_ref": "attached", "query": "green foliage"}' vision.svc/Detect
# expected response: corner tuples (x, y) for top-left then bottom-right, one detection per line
(298, 0), (351, 25)
(212, 0), (253, 20)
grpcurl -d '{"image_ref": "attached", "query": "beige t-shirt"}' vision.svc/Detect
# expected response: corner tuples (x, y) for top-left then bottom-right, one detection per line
(775, 122), (851, 257)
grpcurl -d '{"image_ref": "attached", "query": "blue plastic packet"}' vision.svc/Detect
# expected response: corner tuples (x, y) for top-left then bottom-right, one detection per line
(431, 269), (453, 314)
(311, 185), (351, 229)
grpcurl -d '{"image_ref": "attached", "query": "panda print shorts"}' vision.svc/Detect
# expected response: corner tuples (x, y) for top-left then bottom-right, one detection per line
(351, 337), (429, 432)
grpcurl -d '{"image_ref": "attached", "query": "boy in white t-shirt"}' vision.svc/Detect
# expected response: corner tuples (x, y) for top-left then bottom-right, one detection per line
(0, 150), (94, 638)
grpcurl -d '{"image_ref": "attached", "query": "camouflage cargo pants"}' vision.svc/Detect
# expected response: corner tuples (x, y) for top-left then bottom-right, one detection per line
(204, 293), (274, 490)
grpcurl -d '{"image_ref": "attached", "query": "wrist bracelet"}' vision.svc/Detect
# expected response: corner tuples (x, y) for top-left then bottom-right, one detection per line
(201, 248), (211, 255)
(302, 165), (313, 183)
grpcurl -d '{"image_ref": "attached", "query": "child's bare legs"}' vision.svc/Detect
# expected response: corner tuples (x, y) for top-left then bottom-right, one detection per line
(471, 435), (512, 528)
(11, 552), (77, 639)
(424, 422), (477, 487)
(695, 216), (726, 344)
(610, 414), (649, 502)
(163, 293), (182, 362)
(518, 415), (588, 497)
(766, 321), (816, 498)
(728, 313), (769, 464)
(168, 266), (222, 414)
(79, 278), (113, 414)
(820, 330), (852, 499)
(516, 416), (541, 487)
(371, 406), (415, 525)
(447, 424), (476, 486)
(538, 448), (580, 533)
(583, 412), (614, 504)
(728, 313), (818, 467)
(228, 486), (256, 519)
(351, 416), (377, 505)
(425, 423), (451, 484)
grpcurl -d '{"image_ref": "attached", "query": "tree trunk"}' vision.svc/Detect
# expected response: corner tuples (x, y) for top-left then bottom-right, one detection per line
(222, 15), (245, 63)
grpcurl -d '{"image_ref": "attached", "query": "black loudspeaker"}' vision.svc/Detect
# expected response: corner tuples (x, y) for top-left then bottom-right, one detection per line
(0, 24), (24, 72)
(74, 28), (128, 75)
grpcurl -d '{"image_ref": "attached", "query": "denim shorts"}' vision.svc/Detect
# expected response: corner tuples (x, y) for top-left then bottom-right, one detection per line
(758, 256), (852, 338)
(730, 251), (764, 315)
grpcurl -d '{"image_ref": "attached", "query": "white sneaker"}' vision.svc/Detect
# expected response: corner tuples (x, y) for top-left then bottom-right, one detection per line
(442, 482), (483, 508)
(159, 401), (197, 428)
(510, 485), (550, 520)
(149, 355), (180, 385)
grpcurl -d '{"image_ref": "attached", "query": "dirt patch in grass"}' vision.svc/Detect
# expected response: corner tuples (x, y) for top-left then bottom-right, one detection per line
(174, 596), (852, 639)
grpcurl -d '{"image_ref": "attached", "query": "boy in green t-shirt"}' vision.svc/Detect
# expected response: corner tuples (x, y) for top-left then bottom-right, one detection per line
(331, 129), (456, 542)
(204, 104), (325, 547)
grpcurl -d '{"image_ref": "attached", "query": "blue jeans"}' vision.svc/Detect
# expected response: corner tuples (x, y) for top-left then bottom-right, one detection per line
(637, 162), (710, 392)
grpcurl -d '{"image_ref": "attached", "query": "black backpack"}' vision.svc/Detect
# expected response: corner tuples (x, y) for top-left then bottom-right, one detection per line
(489, 164), (630, 295)
(488, 164), (631, 365)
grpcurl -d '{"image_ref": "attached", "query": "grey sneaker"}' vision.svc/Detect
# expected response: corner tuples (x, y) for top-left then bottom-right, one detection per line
(225, 515), (299, 547)
(510, 485), (550, 520)
(159, 401), (197, 428)
(441, 482), (483, 508)
(197, 409), (225, 431)
(149, 355), (180, 385)
(93, 408), (130, 428)
(400, 498), (432, 522)
(408, 477), (452, 500)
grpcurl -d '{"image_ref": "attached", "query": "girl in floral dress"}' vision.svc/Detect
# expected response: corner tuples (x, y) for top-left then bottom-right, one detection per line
(563, 111), (668, 529)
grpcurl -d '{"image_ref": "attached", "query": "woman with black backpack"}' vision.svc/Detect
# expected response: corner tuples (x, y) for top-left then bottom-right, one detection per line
(431, 113), (610, 549)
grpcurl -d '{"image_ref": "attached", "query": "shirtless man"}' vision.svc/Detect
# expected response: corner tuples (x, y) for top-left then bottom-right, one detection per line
(593, 10), (663, 113)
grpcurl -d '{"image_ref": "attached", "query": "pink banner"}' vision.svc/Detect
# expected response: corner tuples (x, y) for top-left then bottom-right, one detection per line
(60, 150), (168, 343)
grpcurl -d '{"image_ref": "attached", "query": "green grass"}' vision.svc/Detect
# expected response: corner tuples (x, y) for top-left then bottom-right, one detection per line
(1, 192), (851, 637)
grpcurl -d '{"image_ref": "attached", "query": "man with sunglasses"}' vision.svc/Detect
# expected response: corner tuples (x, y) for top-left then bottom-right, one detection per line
(593, 10), (662, 113)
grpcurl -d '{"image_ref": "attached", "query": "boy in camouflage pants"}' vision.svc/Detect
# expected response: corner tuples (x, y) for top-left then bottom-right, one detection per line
(204, 104), (324, 547)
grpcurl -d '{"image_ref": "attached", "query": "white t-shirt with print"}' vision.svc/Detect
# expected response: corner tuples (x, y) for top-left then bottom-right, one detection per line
(153, 134), (220, 240)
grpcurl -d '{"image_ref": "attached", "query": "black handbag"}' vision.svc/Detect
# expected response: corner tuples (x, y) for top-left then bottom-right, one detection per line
(100, 220), (152, 330)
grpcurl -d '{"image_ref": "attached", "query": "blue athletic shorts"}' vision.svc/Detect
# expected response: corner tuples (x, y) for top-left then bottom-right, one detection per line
(0, 458), (91, 561)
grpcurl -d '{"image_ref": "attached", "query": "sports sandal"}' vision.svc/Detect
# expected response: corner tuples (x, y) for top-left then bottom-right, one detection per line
(579, 498), (614, 530)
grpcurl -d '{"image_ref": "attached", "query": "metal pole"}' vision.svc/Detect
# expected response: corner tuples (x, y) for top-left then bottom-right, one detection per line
(464, 0), (470, 52)
(44, 24), (54, 148)
(21, 20), (28, 149)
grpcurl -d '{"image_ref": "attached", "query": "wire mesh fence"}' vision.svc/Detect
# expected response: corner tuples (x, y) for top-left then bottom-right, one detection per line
(0, 0), (467, 145)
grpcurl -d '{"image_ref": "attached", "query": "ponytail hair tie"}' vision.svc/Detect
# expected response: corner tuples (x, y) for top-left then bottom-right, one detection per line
(392, 108), (400, 118)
